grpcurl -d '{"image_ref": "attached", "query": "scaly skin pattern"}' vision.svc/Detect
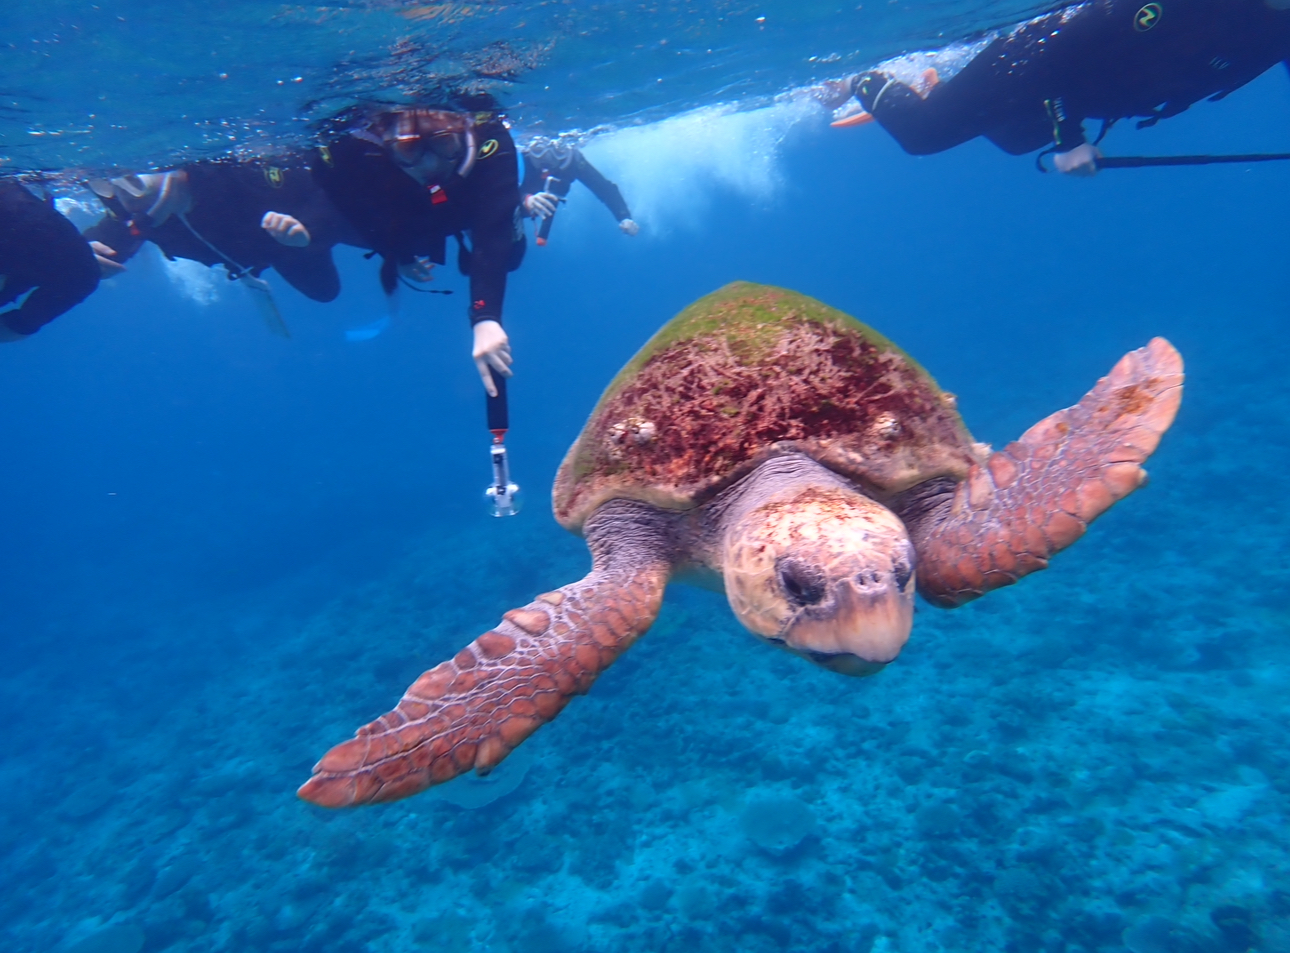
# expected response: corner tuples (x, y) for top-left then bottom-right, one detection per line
(904, 338), (1183, 607)
(299, 505), (672, 808)
(554, 282), (977, 531)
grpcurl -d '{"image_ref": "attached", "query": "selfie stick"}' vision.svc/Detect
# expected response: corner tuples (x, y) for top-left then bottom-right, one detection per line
(535, 176), (564, 246)
(485, 375), (521, 517)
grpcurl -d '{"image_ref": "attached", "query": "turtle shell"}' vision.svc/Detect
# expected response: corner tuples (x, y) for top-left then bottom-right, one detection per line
(553, 282), (982, 531)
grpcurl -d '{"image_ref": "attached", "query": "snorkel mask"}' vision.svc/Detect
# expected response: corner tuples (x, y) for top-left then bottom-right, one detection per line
(87, 172), (189, 226)
(525, 136), (575, 170)
(377, 110), (477, 185)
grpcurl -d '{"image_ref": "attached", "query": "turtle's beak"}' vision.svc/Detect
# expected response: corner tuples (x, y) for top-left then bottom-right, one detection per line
(722, 485), (916, 677)
(778, 566), (913, 675)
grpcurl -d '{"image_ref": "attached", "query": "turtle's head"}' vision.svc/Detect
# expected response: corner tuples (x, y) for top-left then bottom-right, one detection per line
(722, 484), (915, 676)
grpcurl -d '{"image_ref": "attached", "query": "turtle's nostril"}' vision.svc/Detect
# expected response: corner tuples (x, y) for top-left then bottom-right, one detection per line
(777, 558), (827, 606)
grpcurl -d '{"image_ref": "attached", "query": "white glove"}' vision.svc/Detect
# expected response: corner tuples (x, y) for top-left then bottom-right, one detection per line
(1053, 143), (1102, 177)
(261, 211), (311, 247)
(472, 319), (513, 398)
(398, 257), (435, 283)
(89, 241), (126, 277)
(523, 191), (559, 220)
(618, 218), (639, 236)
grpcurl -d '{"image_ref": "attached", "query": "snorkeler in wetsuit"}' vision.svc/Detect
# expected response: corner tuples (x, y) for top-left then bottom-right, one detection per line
(311, 108), (522, 397)
(824, 0), (1290, 174)
(0, 179), (100, 341)
(83, 159), (357, 301)
(519, 138), (639, 239)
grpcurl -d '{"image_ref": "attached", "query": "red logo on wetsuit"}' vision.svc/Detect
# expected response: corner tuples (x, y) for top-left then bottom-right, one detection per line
(428, 184), (448, 205)
(473, 299), (487, 310)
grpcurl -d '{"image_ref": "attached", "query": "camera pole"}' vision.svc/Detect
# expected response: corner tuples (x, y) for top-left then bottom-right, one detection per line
(485, 375), (520, 517)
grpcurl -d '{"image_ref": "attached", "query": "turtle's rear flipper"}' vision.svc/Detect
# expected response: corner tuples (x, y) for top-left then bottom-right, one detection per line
(906, 337), (1183, 608)
(298, 532), (669, 807)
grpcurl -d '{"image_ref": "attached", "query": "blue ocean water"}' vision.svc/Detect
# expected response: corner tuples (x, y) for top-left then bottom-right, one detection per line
(2, 5), (1290, 953)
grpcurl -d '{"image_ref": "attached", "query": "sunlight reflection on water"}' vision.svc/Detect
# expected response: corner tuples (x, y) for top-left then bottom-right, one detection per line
(1, 0), (1050, 173)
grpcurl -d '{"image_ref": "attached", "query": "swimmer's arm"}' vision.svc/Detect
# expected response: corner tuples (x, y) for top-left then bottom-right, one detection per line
(573, 150), (632, 223)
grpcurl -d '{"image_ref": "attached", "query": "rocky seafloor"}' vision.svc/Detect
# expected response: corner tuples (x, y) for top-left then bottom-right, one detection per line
(2, 344), (1289, 953)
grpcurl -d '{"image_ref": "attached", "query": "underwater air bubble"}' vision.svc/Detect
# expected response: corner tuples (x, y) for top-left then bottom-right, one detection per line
(345, 315), (391, 342)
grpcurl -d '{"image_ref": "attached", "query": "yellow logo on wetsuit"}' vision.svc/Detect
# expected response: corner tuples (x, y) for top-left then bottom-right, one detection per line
(1134, 3), (1162, 31)
(265, 166), (284, 188)
(478, 139), (499, 158)
(318, 145), (334, 167)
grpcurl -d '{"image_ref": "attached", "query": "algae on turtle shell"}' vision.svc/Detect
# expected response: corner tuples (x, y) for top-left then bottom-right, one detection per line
(554, 281), (977, 530)
(595, 281), (922, 406)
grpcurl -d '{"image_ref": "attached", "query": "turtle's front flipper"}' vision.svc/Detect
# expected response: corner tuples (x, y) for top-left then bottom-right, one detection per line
(903, 338), (1183, 608)
(299, 504), (671, 807)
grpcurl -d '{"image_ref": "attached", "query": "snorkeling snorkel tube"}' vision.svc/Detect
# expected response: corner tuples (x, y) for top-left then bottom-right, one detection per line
(485, 375), (522, 517)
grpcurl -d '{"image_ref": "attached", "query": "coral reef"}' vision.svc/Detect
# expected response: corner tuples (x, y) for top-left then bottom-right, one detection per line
(1, 328), (1288, 953)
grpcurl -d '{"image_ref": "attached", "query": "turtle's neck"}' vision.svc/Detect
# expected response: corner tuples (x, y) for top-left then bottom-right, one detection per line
(674, 452), (862, 588)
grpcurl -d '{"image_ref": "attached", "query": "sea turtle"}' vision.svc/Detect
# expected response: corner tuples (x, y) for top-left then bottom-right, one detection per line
(299, 282), (1183, 807)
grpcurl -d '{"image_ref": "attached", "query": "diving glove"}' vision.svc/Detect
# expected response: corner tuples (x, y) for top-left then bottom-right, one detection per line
(523, 191), (560, 220)
(472, 319), (513, 398)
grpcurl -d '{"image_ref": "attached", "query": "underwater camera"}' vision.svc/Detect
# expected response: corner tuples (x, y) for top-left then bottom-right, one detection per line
(485, 439), (522, 517)
(484, 377), (521, 517)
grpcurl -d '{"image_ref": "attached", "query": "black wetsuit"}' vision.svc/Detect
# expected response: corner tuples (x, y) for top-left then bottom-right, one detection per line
(0, 180), (99, 337)
(855, 0), (1290, 156)
(83, 159), (355, 302)
(312, 114), (521, 326)
(520, 143), (632, 223)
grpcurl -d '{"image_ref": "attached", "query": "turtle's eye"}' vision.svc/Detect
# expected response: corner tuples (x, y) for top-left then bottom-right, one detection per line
(894, 561), (913, 592)
(776, 558), (827, 607)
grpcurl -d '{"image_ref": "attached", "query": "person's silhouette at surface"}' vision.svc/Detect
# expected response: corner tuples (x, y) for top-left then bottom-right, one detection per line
(83, 160), (356, 302)
(819, 0), (1290, 174)
(0, 179), (99, 341)
(519, 137), (639, 238)
(312, 108), (522, 397)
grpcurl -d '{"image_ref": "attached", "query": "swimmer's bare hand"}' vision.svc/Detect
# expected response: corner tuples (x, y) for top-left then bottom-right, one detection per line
(472, 319), (513, 398)
(90, 241), (126, 277)
(1054, 143), (1102, 177)
(619, 218), (639, 236)
(261, 212), (311, 247)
